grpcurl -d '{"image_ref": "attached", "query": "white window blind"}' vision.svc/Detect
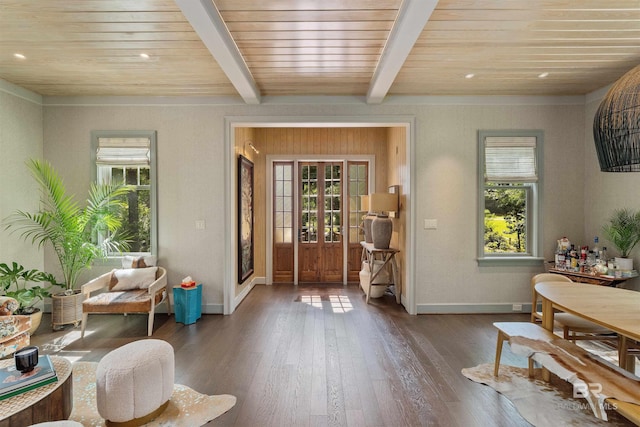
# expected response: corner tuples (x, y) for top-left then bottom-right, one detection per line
(96, 137), (150, 166)
(484, 136), (537, 182)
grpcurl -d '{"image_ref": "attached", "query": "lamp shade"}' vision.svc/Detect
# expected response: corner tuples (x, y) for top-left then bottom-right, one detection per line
(368, 193), (397, 214)
(593, 64), (640, 172)
(361, 195), (369, 212)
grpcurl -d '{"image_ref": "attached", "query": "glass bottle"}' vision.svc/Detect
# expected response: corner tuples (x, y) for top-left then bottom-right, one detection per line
(593, 236), (600, 260)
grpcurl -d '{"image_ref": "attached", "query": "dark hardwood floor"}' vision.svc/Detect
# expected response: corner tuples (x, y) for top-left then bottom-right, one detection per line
(30, 283), (539, 426)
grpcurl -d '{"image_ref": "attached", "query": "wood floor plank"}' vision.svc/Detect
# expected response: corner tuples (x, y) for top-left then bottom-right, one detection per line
(28, 283), (634, 426)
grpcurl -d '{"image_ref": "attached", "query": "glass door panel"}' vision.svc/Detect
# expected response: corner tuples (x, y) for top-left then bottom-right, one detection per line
(299, 162), (343, 283)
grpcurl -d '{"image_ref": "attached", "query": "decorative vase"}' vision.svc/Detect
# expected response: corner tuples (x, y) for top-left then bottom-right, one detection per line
(51, 290), (83, 330)
(363, 214), (376, 243)
(372, 214), (392, 249)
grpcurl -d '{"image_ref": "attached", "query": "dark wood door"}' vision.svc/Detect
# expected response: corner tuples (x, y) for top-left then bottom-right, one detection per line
(298, 162), (343, 283)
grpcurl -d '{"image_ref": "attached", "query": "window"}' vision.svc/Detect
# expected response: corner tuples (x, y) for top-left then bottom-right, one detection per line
(347, 162), (368, 244)
(273, 162), (293, 244)
(477, 130), (543, 265)
(91, 131), (157, 257)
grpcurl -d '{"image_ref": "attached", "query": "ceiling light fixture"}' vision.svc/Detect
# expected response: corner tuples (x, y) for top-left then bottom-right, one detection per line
(140, 53), (150, 59)
(594, 64), (640, 171)
(13, 53), (26, 60)
(465, 73), (475, 79)
(538, 72), (549, 78)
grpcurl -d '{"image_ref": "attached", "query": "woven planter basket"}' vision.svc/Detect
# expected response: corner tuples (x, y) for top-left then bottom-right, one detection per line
(51, 290), (83, 329)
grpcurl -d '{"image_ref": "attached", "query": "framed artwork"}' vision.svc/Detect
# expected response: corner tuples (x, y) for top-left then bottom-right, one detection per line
(238, 155), (254, 284)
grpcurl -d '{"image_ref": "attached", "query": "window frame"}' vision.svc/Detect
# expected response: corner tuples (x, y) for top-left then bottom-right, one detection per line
(91, 130), (158, 263)
(477, 130), (544, 266)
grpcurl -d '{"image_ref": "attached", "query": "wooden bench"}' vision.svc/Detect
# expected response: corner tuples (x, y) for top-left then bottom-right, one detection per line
(494, 321), (556, 377)
(493, 321), (640, 425)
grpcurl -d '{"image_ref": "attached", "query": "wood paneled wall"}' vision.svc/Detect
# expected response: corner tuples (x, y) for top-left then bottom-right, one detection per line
(236, 127), (393, 286)
(387, 126), (407, 298)
(254, 127), (388, 190)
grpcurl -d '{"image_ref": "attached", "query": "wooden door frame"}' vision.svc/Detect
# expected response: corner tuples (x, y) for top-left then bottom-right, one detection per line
(224, 116), (416, 315)
(266, 155), (375, 285)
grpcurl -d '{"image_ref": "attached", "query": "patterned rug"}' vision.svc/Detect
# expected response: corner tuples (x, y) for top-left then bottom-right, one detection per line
(70, 362), (236, 426)
(462, 363), (633, 426)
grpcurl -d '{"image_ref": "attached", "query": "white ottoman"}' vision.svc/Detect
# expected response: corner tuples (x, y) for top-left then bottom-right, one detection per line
(96, 339), (174, 426)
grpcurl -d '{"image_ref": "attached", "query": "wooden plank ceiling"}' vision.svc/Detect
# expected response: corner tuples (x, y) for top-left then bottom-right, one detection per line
(0, 0), (639, 100)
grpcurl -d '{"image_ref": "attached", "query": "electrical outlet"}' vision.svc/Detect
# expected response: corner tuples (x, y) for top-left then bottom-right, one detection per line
(512, 304), (522, 312)
(195, 220), (206, 230)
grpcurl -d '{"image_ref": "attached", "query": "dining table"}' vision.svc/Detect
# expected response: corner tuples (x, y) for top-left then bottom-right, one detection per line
(535, 281), (640, 372)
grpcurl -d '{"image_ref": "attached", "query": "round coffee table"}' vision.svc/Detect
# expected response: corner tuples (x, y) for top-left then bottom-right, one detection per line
(0, 355), (73, 425)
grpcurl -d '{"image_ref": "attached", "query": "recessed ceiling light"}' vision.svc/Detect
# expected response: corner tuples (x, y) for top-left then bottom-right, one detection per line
(13, 53), (26, 60)
(538, 72), (549, 78)
(140, 53), (150, 59)
(465, 73), (475, 79)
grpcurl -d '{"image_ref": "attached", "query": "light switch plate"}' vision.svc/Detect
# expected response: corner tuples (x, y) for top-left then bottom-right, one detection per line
(195, 220), (206, 230)
(424, 219), (437, 229)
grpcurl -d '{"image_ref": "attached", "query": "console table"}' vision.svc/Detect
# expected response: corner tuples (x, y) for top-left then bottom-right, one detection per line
(548, 267), (637, 286)
(0, 356), (73, 426)
(360, 241), (401, 304)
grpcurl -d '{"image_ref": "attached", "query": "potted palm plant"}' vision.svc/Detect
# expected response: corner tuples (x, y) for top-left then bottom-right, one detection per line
(0, 262), (58, 334)
(602, 208), (640, 271)
(4, 159), (131, 329)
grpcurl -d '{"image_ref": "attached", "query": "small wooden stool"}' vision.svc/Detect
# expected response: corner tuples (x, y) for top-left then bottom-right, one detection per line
(493, 322), (556, 377)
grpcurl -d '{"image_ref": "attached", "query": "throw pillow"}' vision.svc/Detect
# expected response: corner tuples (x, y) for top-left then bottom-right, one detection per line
(0, 297), (19, 316)
(121, 255), (157, 269)
(109, 267), (158, 291)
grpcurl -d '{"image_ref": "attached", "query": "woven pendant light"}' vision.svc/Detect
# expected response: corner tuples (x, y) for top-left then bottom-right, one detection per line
(593, 64), (640, 171)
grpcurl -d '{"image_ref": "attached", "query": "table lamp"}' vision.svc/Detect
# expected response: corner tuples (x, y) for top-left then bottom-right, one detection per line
(369, 193), (398, 249)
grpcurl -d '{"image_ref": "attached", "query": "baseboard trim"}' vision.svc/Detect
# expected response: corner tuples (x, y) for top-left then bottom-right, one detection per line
(232, 276), (264, 312)
(201, 303), (224, 314)
(44, 301), (225, 315)
(416, 303), (533, 314)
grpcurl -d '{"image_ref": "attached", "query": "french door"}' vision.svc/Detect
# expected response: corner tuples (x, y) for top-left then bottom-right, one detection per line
(271, 160), (369, 284)
(298, 162), (343, 282)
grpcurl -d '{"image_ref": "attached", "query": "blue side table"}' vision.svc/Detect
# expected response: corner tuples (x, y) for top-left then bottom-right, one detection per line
(173, 284), (202, 325)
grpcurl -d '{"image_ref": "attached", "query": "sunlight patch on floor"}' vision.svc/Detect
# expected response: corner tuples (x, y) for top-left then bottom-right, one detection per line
(41, 329), (92, 353)
(329, 295), (353, 313)
(299, 295), (353, 312)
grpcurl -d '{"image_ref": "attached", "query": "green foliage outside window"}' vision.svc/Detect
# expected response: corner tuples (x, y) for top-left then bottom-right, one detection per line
(109, 166), (151, 253)
(484, 184), (527, 253)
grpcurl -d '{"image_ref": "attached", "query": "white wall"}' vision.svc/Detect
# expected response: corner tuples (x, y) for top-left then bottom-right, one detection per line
(584, 91), (640, 291)
(32, 98), (585, 313)
(0, 82), (43, 270)
(413, 103), (586, 311)
(43, 105), (228, 312)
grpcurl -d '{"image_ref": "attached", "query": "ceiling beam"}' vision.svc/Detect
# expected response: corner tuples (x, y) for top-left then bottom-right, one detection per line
(366, 0), (437, 104)
(175, 0), (261, 105)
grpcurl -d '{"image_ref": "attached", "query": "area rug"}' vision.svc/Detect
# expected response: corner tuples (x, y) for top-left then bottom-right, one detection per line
(462, 363), (632, 426)
(70, 362), (236, 426)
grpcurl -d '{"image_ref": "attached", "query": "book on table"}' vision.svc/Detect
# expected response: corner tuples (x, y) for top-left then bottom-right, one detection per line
(0, 355), (58, 400)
